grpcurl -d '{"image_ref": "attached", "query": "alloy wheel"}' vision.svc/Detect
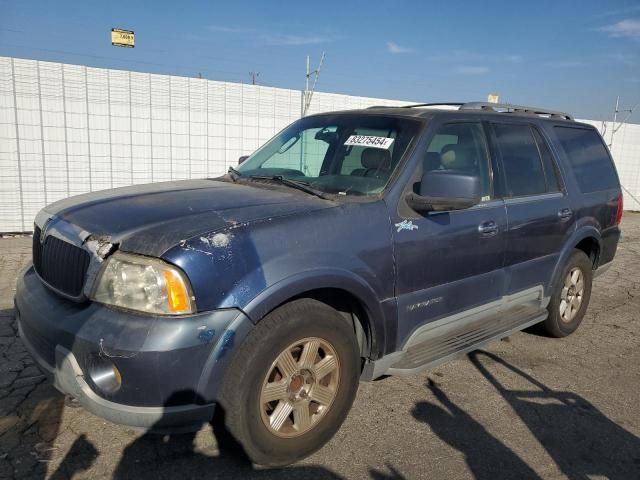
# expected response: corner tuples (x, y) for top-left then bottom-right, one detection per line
(259, 337), (340, 438)
(560, 267), (585, 323)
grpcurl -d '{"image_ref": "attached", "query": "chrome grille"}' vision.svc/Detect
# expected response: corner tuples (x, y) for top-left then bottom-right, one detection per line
(33, 226), (90, 298)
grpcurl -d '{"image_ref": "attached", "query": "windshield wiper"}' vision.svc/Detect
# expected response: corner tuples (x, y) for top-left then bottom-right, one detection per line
(227, 166), (242, 182)
(246, 175), (331, 200)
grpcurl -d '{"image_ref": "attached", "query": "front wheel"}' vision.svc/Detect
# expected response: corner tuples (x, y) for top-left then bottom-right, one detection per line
(542, 249), (593, 337)
(217, 298), (360, 466)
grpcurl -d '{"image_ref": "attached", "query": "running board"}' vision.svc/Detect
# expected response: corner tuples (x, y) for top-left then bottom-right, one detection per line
(387, 306), (547, 375)
(360, 287), (549, 381)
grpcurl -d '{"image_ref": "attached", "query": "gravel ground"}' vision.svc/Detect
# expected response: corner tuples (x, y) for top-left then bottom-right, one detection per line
(0, 215), (639, 480)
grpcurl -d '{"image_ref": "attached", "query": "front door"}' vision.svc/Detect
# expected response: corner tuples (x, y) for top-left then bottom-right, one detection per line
(392, 121), (507, 348)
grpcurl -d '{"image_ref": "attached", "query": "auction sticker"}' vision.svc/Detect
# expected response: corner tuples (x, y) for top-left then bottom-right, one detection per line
(344, 135), (394, 149)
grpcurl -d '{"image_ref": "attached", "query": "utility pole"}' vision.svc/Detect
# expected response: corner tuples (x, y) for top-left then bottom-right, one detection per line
(249, 71), (260, 85)
(303, 52), (325, 116)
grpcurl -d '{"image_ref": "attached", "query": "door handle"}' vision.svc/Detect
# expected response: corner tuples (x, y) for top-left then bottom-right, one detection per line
(558, 208), (573, 221)
(478, 221), (498, 237)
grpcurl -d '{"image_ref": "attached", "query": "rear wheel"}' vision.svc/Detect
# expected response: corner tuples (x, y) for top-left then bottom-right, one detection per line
(542, 249), (593, 337)
(217, 298), (360, 466)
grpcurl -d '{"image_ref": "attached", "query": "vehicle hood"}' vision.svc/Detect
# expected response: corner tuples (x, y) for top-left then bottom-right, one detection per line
(40, 179), (335, 256)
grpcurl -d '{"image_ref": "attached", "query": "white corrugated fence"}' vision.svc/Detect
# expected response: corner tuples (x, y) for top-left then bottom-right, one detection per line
(0, 56), (638, 232)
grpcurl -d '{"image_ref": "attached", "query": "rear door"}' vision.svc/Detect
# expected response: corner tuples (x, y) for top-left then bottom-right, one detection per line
(490, 121), (575, 296)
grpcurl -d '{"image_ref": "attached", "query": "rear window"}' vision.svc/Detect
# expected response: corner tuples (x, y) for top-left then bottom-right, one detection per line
(554, 127), (618, 193)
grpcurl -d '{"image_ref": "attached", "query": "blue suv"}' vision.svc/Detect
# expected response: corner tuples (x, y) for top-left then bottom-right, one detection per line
(15, 102), (622, 466)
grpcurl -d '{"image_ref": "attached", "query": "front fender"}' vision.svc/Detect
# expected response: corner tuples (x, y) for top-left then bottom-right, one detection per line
(243, 268), (388, 357)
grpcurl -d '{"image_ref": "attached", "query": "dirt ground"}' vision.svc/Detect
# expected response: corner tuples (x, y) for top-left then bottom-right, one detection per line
(1, 215), (639, 480)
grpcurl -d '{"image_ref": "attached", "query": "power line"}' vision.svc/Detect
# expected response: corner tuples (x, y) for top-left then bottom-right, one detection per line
(0, 43), (251, 81)
(0, 26), (285, 70)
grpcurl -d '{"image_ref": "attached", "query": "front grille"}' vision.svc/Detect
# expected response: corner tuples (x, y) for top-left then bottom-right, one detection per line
(33, 226), (91, 298)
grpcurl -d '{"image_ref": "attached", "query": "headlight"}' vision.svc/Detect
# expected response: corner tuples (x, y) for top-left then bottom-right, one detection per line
(92, 252), (195, 315)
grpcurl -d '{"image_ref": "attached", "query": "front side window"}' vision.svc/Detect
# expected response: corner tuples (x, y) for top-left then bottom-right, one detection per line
(493, 124), (548, 197)
(423, 122), (492, 198)
(237, 114), (421, 196)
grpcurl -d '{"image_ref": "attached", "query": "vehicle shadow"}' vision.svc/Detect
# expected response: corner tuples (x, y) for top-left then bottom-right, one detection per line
(47, 434), (99, 480)
(0, 307), (86, 479)
(412, 378), (542, 480)
(468, 350), (640, 479)
(368, 462), (409, 479)
(111, 391), (345, 480)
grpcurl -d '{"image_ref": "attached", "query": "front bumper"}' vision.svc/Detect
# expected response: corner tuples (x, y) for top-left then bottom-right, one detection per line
(17, 320), (215, 430)
(15, 266), (253, 430)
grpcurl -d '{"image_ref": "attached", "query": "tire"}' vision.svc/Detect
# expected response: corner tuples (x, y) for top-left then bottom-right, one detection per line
(217, 298), (360, 466)
(542, 249), (593, 338)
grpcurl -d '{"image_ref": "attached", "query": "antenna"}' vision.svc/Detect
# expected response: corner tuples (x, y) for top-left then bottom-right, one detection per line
(303, 52), (325, 115)
(609, 96), (639, 148)
(249, 71), (260, 85)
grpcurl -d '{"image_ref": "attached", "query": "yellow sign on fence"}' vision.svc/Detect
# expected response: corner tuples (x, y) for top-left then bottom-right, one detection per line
(111, 28), (135, 48)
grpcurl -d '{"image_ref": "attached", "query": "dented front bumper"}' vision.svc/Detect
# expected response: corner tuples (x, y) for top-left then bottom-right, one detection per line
(15, 266), (253, 430)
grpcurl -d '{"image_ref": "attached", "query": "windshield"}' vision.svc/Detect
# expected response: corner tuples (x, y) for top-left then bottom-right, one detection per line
(237, 114), (422, 196)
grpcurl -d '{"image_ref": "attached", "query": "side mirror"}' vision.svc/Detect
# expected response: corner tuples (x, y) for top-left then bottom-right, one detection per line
(238, 155), (249, 165)
(406, 170), (481, 212)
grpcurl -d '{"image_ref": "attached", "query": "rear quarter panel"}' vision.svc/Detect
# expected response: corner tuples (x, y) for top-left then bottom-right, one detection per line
(540, 121), (622, 283)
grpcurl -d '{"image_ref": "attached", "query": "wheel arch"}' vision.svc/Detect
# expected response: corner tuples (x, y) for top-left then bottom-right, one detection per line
(549, 227), (602, 295)
(242, 269), (387, 360)
(574, 236), (601, 267)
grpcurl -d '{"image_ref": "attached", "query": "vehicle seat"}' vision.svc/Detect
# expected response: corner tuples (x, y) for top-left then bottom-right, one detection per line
(440, 144), (475, 173)
(351, 148), (392, 178)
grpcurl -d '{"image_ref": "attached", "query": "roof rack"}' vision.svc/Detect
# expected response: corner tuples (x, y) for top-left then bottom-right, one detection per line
(366, 101), (574, 121)
(459, 102), (574, 121)
(401, 102), (465, 109)
(366, 102), (463, 110)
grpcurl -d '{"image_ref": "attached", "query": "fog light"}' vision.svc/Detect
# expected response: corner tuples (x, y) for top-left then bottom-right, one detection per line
(86, 355), (122, 394)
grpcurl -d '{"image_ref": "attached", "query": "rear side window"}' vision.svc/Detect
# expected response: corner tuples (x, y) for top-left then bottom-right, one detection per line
(554, 127), (618, 193)
(493, 124), (547, 197)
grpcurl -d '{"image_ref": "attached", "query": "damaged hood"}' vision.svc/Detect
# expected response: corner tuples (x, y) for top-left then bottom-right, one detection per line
(40, 179), (335, 256)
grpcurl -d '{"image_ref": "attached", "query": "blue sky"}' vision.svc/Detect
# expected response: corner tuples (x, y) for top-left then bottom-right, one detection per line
(1, 0), (639, 121)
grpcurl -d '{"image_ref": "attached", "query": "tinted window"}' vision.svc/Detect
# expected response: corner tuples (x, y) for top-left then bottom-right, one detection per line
(424, 123), (491, 198)
(532, 128), (562, 192)
(493, 124), (546, 197)
(554, 126), (618, 193)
